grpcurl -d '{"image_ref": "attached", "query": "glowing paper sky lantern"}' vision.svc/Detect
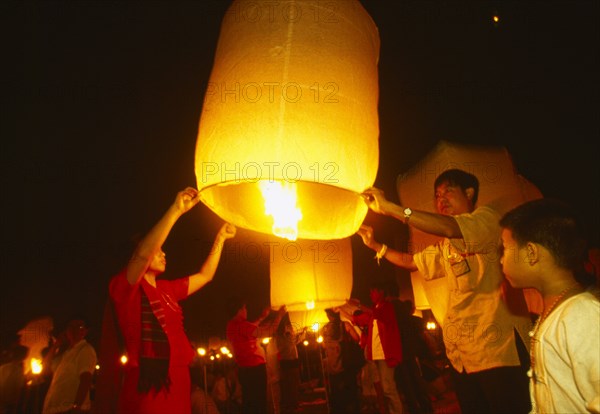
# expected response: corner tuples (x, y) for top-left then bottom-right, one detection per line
(270, 238), (353, 328)
(396, 140), (543, 322)
(195, 0), (380, 240)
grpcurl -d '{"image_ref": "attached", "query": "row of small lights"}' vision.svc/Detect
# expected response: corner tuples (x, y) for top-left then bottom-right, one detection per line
(196, 346), (234, 361)
(28, 320), (437, 377)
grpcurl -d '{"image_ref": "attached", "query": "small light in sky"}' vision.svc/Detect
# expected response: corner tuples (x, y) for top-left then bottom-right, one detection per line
(493, 15), (500, 23)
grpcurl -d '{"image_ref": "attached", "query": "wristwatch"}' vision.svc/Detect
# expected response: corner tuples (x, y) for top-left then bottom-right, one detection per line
(403, 207), (412, 223)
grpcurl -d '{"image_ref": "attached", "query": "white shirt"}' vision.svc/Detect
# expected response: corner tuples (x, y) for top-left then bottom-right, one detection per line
(42, 339), (97, 414)
(371, 319), (385, 360)
(529, 291), (600, 414)
(414, 205), (532, 372)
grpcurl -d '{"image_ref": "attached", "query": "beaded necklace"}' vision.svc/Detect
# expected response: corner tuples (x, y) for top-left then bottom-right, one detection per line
(528, 283), (581, 382)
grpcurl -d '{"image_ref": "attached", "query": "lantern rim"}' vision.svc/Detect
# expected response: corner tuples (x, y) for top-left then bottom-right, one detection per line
(197, 179), (369, 240)
(198, 178), (365, 197)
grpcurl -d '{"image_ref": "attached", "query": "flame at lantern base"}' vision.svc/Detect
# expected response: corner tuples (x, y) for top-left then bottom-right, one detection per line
(258, 180), (302, 241)
(198, 180), (367, 240)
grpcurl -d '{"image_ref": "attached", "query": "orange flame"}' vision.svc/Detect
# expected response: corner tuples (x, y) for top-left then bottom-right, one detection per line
(259, 180), (302, 240)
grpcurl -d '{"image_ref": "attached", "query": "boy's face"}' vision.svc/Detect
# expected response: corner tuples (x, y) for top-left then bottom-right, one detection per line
(500, 229), (531, 288)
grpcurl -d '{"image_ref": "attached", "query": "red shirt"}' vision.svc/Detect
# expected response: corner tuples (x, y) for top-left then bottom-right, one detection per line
(226, 317), (265, 367)
(353, 300), (403, 367)
(109, 269), (195, 367)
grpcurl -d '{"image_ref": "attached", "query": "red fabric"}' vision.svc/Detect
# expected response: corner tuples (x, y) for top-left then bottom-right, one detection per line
(110, 270), (194, 366)
(108, 269), (195, 413)
(353, 301), (403, 367)
(93, 299), (122, 414)
(118, 365), (191, 414)
(226, 318), (265, 367)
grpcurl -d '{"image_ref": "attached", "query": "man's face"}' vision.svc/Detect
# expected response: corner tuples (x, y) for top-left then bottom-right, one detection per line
(435, 182), (473, 215)
(65, 320), (88, 345)
(500, 229), (530, 288)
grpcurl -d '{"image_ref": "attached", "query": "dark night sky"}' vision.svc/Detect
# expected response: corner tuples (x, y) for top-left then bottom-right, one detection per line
(2, 1), (598, 349)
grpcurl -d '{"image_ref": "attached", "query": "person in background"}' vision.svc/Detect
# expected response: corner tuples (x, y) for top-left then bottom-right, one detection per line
(322, 308), (361, 414)
(190, 365), (220, 414)
(210, 363), (242, 414)
(392, 298), (433, 414)
(499, 198), (600, 413)
(226, 298), (286, 414)
(352, 282), (404, 414)
(358, 169), (532, 414)
(274, 313), (303, 414)
(0, 343), (28, 414)
(337, 302), (387, 414)
(99, 187), (236, 414)
(42, 319), (97, 414)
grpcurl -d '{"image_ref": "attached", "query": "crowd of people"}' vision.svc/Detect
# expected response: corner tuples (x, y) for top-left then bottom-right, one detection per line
(1, 169), (599, 414)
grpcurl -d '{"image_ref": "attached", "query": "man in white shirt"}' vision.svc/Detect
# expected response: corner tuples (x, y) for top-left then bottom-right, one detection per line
(42, 319), (97, 414)
(359, 169), (532, 414)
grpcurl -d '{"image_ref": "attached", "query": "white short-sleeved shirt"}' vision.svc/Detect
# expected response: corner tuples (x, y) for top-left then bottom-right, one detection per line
(42, 339), (97, 414)
(529, 292), (600, 414)
(413, 206), (532, 373)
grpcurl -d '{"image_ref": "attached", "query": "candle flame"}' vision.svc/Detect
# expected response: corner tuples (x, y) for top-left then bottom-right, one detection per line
(259, 180), (302, 240)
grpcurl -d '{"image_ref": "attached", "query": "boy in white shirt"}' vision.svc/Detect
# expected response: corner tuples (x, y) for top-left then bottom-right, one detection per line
(500, 198), (600, 413)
